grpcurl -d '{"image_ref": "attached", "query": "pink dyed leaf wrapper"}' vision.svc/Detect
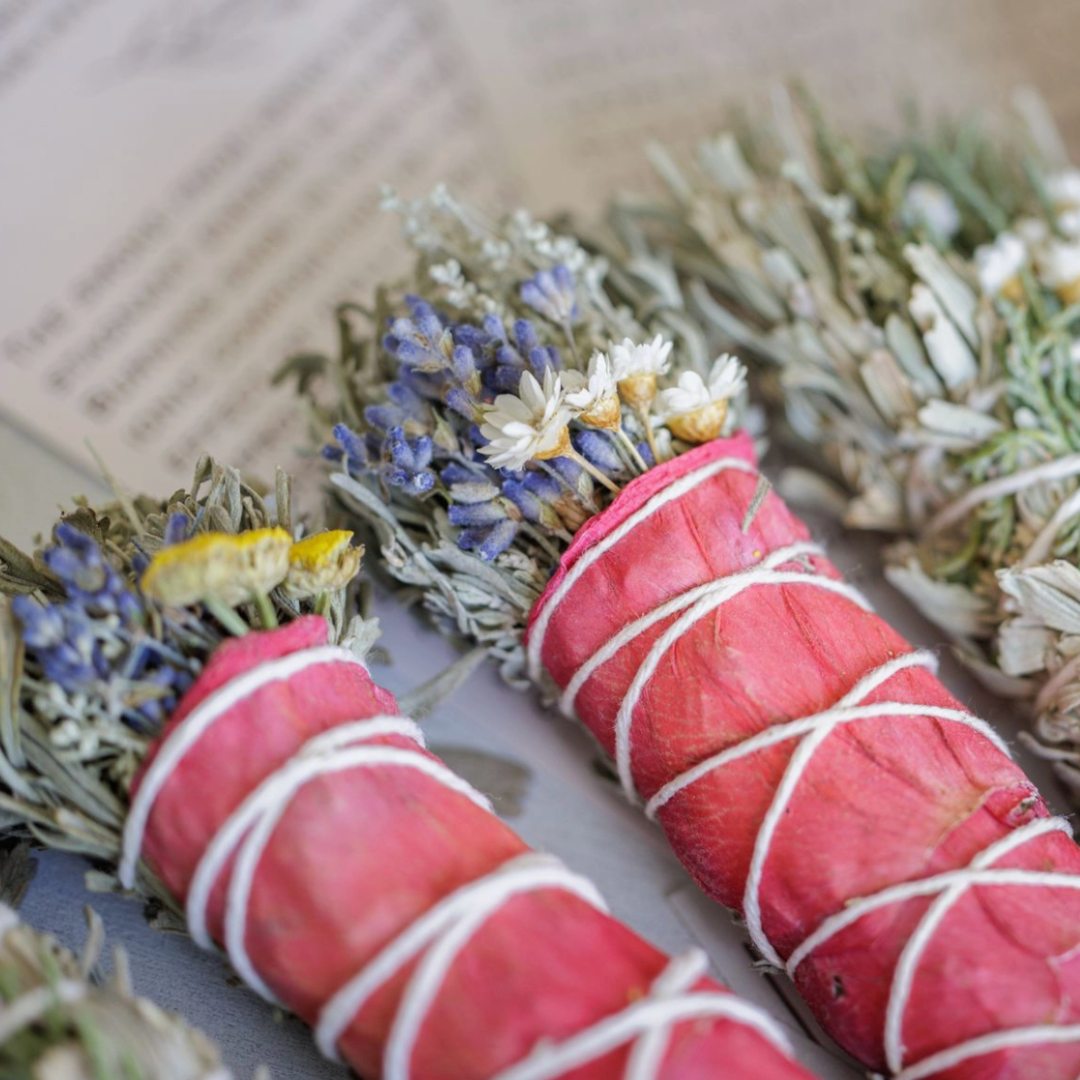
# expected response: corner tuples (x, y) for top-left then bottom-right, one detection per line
(526, 434), (1080, 1080)
(128, 614), (813, 1080)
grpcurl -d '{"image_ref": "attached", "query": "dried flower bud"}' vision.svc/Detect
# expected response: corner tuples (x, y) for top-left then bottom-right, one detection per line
(284, 530), (363, 598)
(617, 372), (658, 410)
(142, 528), (292, 607)
(667, 399), (730, 443)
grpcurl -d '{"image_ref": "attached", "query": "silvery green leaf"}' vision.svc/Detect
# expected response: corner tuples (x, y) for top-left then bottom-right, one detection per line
(997, 617), (1057, 676)
(845, 481), (907, 532)
(645, 141), (694, 204)
(776, 468), (850, 519)
(884, 549), (995, 639)
(626, 253), (684, 310)
(916, 399), (1005, 447)
(756, 194), (835, 284)
(861, 349), (919, 424)
(341, 614), (383, 662)
(449, 482), (501, 505)
(908, 284), (978, 391)
(687, 280), (793, 366)
(998, 562), (1080, 635)
(760, 247), (805, 293)
(698, 133), (757, 195)
(884, 313), (943, 399)
(952, 644), (1036, 698)
(904, 243), (979, 347)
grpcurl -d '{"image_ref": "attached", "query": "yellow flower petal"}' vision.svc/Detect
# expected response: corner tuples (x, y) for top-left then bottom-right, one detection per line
(142, 528), (292, 607)
(284, 530), (363, 598)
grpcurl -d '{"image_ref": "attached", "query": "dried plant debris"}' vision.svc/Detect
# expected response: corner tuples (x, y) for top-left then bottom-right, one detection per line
(0, 897), (230, 1080)
(612, 88), (1080, 799)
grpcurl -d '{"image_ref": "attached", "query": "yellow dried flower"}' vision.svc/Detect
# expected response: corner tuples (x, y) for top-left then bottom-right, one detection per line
(141, 528), (292, 607)
(284, 530), (363, 598)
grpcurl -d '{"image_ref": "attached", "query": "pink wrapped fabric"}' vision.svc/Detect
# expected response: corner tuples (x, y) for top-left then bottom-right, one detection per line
(120, 615), (813, 1080)
(526, 434), (1080, 1080)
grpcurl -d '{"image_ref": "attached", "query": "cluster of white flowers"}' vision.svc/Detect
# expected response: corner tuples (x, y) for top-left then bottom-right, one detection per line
(974, 170), (1080, 301)
(478, 336), (747, 472)
(608, 334), (673, 381)
(657, 354), (746, 419)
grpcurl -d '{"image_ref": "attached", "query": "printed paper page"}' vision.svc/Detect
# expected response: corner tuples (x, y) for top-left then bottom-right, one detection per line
(0, 0), (515, 492)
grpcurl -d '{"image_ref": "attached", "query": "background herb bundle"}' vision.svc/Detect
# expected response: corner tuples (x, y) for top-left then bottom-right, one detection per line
(607, 92), (1080, 798)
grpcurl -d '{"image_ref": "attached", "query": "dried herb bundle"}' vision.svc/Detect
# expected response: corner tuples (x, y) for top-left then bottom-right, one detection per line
(609, 91), (1080, 797)
(284, 187), (751, 684)
(0, 456), (372, 916)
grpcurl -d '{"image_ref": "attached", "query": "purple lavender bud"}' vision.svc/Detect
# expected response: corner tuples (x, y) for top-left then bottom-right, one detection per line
(520, 265), (578, 325)
(449, 502), (508, 527)
(446, 387), (478, 420)
(458, 519), (518, 561)
(441, 463), (482, 486)
(482, 314), (506, 342)
(11, 596), (65, 649)
(574, 429), (622, 475)
(332, 423), (369, 467)
(452, 344), (478, 384)
(514, 320), (540, 355)
(163, 513), (191, 547)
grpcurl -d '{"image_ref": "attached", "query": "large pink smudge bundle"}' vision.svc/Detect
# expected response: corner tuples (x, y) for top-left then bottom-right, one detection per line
(528, 434), (1080, 1080)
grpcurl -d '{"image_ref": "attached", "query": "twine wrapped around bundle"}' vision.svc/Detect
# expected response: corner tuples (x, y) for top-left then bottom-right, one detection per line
(528, 433), (1080, 1080)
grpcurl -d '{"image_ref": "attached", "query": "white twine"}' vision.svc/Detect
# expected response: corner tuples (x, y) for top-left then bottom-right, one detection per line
(541, 460), (1080, 1077)
(222, 739), (491, 1004)
(892, 1023), (1080, 1080)
(559, 541), (826, 718)
(119, 644), (367, 889)
(491, 967), (793, 1080)
(377, 856), (608, 1079)
(526, 456), (757, 684)
(185, 716), (435, 950)
(612, 553), (872, 801)
(160, 649), (793, 1077)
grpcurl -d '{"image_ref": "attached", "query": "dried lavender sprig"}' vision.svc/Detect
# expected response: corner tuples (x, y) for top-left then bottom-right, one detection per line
(615, 90), (1080, 798)
(0, 455), (373, 917)
(284, 187), (754, 684)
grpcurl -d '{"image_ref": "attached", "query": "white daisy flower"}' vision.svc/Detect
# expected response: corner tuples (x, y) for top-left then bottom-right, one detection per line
(1036, 238), (1080, 303)
(974, 232), (1027, 298)
(479, 368), (570, 470)
(658, 354), (747, 444)
(564, 352), (621, 428)
(901, 181), (961, 240)
(609, 334), (674, 381)
(609, 334), (674, 411)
